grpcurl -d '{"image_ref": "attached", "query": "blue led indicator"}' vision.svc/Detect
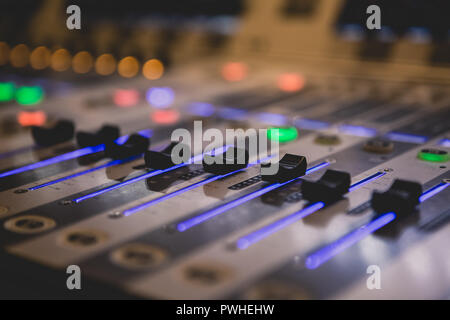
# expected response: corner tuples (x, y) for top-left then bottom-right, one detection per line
(385, 132), (428, 144)
(339, 124), (377, 137)
(294, 118), (329, 130)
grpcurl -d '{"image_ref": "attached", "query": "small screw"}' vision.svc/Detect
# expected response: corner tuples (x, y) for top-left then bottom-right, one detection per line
(383, 168), (394, 172)
(14, 189), (28, 194)
(108, 211), (123, 219)
(59, 200), (72, 206)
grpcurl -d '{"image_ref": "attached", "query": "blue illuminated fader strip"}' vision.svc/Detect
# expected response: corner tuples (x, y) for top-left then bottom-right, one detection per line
(28, 156), (141, 190)
(0, 145), (105, 179)
(305, 212), (396, 269)
(72, 145), (231, 203)
(122, 156), (275, 217)
(235, 172), (387, 249)
(0, 129), (153, 179)
(304, 181), (449, 269)
(176, 161), (330, 232)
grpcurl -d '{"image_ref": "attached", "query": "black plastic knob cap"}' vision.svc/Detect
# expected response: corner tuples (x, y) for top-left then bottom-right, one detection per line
(371, 179), (422, 217)
(76, 125), (120, 148)
(105, 133), (150, 160)
(261, 153), (307, 183)
(145, 141), (190, 169)
(31, 120), (75, 147)
(301, 169), (351, 204)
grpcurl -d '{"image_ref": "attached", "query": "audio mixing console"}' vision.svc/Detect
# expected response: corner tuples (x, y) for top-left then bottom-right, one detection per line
(0, 0), (449, 300)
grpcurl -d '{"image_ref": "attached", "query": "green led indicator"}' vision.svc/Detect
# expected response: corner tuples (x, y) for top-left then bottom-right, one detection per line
(418, 149), (449, 163)
(0, 82), (15, 102)
(267, 126), (298, 143)
(15, 86), (44, 106)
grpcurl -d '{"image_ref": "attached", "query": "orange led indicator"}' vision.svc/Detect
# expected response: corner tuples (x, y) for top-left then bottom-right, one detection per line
(221, 62), (248, 82)
(277, 73), (305, 92)
(17, 110), (47, 127)
(151, 109), (179, 124)
(113, 89), (139, 107)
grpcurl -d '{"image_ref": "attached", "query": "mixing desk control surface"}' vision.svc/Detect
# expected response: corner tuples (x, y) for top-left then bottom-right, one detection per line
(0, 0), (449, 300)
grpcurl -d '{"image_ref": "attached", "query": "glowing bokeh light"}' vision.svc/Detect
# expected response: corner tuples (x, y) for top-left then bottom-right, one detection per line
(0, 42), (10, 65)
(95, 53), (116, 75)
(151, 109), (180, 124)
(146, 87), (175, 108)
(10, 44), (30, 68)
(51, 48), (72, 71)
(30, 46), (51, 70)
(17, 110), (47, 127)
(277, 73), (305, 92)
(113, 89), (139, 108)
(16, 86), (44, 105)
(186, 102), (215, 117)
(0, 82), (15, 102)
(118, 56), (139, 78)
(221, 62), (248, 82)
(143, 58), (164, 80)
(72, 51), (93, 74)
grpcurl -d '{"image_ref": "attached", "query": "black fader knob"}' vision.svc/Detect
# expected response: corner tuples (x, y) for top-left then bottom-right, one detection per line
(31, 120), (75, 147)
(76, 125), (120, 148)
(371, 179), (422, 217)
(145, 141), (190, 169)
(261, 153), (307, 183)
(105, 133), (150, 160)
(301, 169), (351, 204)
(203, 147), (249, 175)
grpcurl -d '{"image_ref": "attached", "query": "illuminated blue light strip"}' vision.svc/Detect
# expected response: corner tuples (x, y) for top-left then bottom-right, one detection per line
(73, 167), (176, 203)
(186, 102), (215, 117)
(123, 170), (244, 216)
(294, 119), (330, 131)
(385, 132), (428, 144)
(0, 129), (153, 179)
(72, 146), (231, 204)
(217, 107), (248, 121)
(28, 156), (140, 190)
(256, 113), (287, 126)
(419, 182), (449, 203)
(0, 145), (35, 160)
(338, 124), (377, 137)
(122, 155), (276, 216)
(0, 145), (105, 179)
(235, 172), (388, 249)
(304, 181), (450, 269)
(348, 172), (386, 192)
(176, 161), (330, 232)
(237, 202), (326, 250)
(305, 212), (397, 269)
(438, 139), (450, 148)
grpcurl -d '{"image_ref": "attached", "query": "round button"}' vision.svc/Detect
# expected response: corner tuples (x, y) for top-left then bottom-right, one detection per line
(62, 229), (108, 248)
(363, 138), (394, 154)
(4, 215), (56, 234)
(418, 149), (449, 163)
(183, 262), (232, 286)
(314, 134), (341, 146)
(111, 243), (167, 269)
